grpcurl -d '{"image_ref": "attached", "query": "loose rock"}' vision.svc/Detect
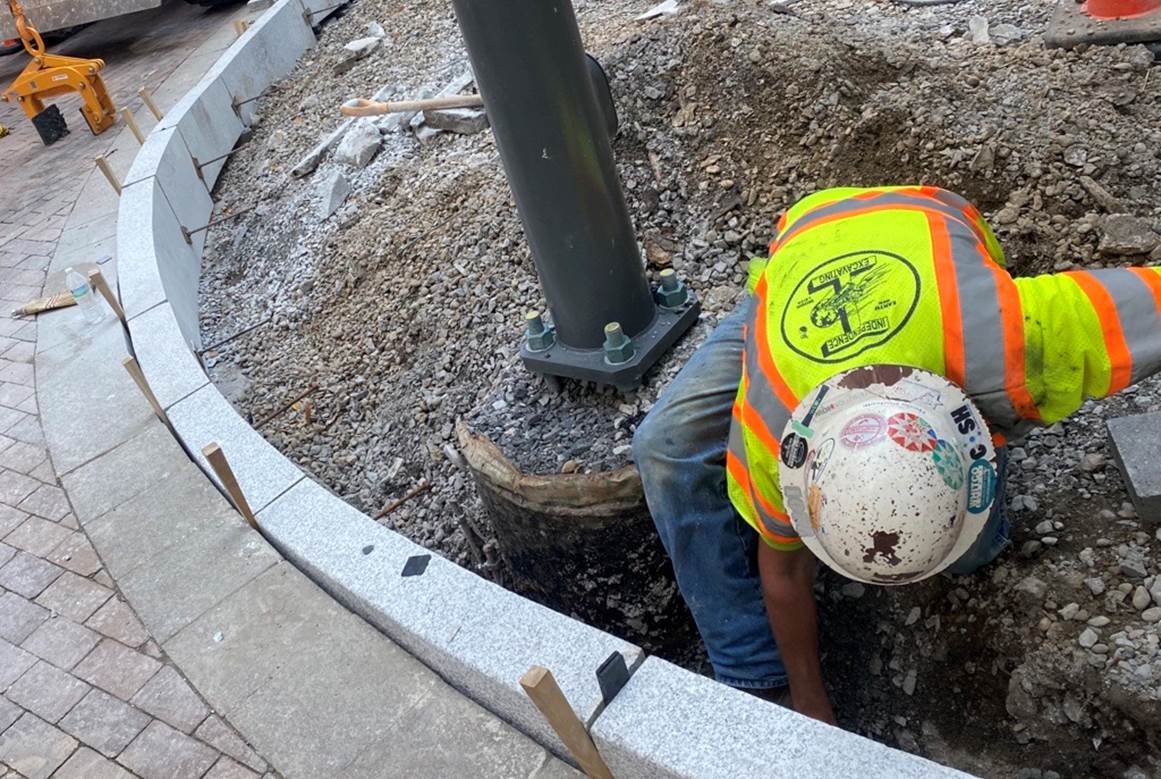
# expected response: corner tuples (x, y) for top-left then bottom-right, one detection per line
(1099, 215), (1160, 257)
(317, 170), (349, 219)
(333, 118), (382, 168)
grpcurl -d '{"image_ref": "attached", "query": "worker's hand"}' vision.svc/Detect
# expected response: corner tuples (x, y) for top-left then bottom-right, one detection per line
(792, 686), (837, 726)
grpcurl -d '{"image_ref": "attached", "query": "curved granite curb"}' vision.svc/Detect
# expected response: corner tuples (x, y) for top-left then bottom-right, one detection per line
(112, 1), (973, 775)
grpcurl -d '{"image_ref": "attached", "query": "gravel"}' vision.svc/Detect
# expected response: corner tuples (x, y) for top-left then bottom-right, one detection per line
(196, 0), (1161, 774)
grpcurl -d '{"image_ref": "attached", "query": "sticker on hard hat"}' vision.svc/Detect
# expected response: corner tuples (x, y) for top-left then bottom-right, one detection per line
(781, 433), (808, 468)
(800, 385), (830, 426)
(839, 413), (886, 448)
(886, 412), (937, 453)
(966, 460), (995, 514)
(807, 438), (835, 483)
(931, 440), (964, 490)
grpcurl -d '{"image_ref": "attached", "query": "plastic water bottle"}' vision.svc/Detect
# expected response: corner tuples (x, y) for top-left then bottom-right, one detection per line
(66, 267), (104, 325)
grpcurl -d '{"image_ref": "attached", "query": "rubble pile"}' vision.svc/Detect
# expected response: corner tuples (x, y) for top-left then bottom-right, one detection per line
(198, 0), (1161, 773)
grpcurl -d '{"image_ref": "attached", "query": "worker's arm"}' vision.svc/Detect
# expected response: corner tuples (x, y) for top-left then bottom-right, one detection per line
(1015, 267), (1161, 423)
(757, 543), (836, 725)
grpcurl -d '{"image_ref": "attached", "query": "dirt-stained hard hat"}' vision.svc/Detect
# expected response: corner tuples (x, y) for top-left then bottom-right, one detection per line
(777, 364), (999, 585)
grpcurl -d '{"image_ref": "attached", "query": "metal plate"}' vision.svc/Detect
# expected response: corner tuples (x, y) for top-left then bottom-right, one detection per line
(521, 295), (701, 391)
(1046, 0), (1161, 47)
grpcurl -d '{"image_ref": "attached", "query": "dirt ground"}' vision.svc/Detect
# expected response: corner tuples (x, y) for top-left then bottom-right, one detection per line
(197, 0), (1161, 775)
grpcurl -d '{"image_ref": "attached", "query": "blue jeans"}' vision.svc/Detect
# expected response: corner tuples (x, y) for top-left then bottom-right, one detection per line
(633, 297), (1010, 690)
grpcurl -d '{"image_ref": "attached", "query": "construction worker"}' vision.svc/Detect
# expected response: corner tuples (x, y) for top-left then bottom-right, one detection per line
(633, 185), (1161, 725)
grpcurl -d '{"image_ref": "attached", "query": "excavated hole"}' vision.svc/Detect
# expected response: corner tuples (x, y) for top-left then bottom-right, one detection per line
(199, 0), (1161, 774)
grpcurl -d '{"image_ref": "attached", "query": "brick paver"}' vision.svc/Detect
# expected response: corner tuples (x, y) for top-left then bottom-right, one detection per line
(20, 616), (101, 670)
(0, 9), (275, 778)
(0, 552), (62, 598)
(58, 690), (150, 758)
(130, 666), (210, 734)
(53, 746), (135, 779)
(72, 638), (161, 700)
(0, 591), (49, 643)
(0, 713), (77, 779)
(34, 570), (113, 622)
(118, 720), (220, 779)
(5, 661), (91, 723)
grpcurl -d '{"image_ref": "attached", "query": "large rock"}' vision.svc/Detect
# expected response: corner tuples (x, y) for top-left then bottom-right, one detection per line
(333, 118), (381, 168)
(334, 36), (381, 75)
(424, 107), (488, 135)
(317, 171), (349, 220)
(1098, 215), (1160, 257)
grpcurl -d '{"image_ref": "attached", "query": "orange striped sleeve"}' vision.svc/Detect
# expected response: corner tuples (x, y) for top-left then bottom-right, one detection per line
(1067, 271), (1133, 395)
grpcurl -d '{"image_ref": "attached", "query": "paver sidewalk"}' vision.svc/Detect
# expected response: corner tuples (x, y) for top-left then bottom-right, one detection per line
(0, 225), (273, 779)
(0, 5), (275, 778)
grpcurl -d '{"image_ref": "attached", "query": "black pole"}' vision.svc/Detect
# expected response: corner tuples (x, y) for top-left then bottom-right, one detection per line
(452, 0), (698, 387)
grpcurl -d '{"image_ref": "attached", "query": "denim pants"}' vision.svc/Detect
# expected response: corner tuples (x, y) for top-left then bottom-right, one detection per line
(632, 296), (1010, 690)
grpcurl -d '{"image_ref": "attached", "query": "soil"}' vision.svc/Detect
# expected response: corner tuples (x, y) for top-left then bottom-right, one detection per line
(197, 0), (1161, 775)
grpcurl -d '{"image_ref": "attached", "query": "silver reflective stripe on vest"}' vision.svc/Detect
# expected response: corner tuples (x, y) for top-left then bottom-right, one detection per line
(742, 306), (793, 449)
(727, 400), (789, 538)
(1085, 268), (1161, 386)
(943, 217), (1023, 432)
(776, 189), (987, 251)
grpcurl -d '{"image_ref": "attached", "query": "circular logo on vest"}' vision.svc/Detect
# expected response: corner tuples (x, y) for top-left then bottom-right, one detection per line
(779, 250), (922, 364)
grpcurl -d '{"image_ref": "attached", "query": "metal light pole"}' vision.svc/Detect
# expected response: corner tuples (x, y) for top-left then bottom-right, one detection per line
(451, 0), (699, 389)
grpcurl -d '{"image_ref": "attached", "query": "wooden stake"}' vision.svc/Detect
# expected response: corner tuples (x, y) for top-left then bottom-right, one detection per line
(138, 87), (162, 120)
(94, 156), (122, 195)
(202, 443), (259, 530)
(122, 356), (167, 422)
(120, 107), (144, 144)
(519, 666), (614, 779)
(87, 269), (125, 323)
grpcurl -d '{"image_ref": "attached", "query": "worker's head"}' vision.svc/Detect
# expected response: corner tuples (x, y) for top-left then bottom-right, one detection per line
(777, 365), (997, 585)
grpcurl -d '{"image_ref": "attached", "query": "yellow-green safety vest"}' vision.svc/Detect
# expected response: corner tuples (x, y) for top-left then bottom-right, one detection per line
(728, 186), (1161, 550)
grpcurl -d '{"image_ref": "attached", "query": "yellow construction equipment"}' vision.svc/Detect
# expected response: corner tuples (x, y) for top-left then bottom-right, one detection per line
(1, 0), (115, 144)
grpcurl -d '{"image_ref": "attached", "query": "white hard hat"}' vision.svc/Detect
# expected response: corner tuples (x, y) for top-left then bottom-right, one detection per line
(777, 365), (998, 585)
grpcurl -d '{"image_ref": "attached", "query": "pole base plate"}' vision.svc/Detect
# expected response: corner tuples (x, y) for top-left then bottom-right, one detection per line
(1046, 0), (1161, 47)
(521, 295), (701, 391)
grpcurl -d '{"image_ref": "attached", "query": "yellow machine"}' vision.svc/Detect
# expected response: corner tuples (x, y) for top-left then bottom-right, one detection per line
(1, 0), (116, 144)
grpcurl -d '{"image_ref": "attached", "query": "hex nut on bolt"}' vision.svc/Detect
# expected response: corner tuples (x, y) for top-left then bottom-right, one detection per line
(603, 321), (635, 365)
(525, 311), (556, 352)
(656, 268), (689, 308)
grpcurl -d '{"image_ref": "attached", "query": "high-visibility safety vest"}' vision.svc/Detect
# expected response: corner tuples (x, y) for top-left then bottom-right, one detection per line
(728, 186), (1161, 551)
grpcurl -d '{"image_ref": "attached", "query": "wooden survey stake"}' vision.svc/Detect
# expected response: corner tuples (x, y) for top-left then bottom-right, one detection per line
(138, 86), (162, 119)
(121, 356), (167, 422)
(95, 155), (121, 195)
(519, 666), (614, 779)
(87, 268), (125, 323)
(202, 443), (259, 530)
(121, 107), (144, 144)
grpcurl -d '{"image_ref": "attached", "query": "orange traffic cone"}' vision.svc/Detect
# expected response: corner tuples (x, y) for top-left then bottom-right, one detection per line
(1085, 0), (1161, 19)
(1047, 0), (1161, 47)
